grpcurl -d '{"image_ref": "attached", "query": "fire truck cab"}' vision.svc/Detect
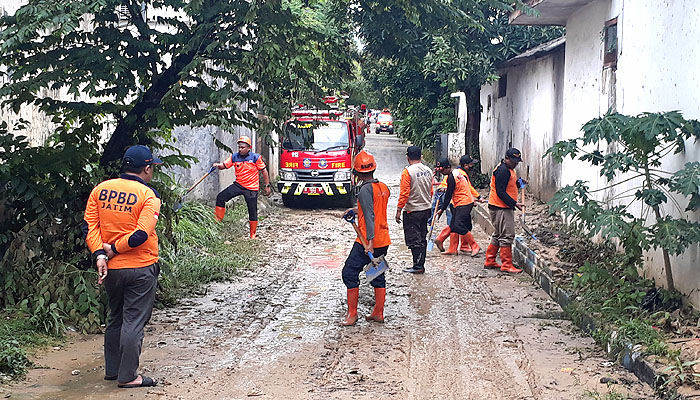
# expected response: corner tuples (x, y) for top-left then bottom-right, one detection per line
(278, 102), (365, 207)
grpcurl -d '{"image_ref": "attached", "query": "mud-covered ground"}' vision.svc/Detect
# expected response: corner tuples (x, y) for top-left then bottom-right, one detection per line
(3, 134), (654, 399)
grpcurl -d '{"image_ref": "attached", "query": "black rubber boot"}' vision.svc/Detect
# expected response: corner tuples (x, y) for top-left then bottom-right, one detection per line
(404, 248), (425, 274)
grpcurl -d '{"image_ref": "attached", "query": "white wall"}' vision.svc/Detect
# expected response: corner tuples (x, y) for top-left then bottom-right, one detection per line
(613, 0), (700, 298)
(480, 0), (700, 304)
(479, 47), (565, 202)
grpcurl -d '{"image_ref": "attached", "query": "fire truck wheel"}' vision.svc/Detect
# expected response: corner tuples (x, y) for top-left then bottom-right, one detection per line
(339, 192), (356, 208)
(282, 194), (296, 208)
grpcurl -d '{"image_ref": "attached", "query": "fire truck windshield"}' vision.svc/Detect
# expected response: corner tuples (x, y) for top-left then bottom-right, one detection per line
(282, 121), (349, 152)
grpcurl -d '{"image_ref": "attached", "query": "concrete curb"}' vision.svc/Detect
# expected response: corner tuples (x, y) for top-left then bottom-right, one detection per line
(472, 206), (664, 392)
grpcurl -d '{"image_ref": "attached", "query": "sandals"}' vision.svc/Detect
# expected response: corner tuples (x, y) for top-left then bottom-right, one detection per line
(118, 375), (157, 388)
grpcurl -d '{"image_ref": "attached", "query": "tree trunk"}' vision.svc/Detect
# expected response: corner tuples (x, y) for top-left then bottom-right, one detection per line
(99, 42), (207, 166)
(465, 86), (481, 158)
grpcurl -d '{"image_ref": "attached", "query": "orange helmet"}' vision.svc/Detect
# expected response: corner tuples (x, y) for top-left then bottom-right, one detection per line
(353, 150), (376, 173)
(237, 136), (252, 146)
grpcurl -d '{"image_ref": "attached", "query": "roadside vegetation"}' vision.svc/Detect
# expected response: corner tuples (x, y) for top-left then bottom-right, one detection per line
(542, 110), (700, 397)
(0, 197), (257, 381)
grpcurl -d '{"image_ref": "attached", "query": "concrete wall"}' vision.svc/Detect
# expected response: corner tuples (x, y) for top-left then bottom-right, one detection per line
(480, 0), (700, 304)
(479, 46), (565, 202)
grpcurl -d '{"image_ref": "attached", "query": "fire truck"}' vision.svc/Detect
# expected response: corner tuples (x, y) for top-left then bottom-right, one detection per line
(277, 98), (365, 207)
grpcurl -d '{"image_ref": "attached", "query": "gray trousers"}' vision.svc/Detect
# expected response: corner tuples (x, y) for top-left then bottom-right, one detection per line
(489, 207), (515, 247)
(104, 263), (159, 383)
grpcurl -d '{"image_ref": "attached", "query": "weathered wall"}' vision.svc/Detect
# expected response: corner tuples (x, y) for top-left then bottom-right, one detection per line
(479, 46), (565, 202)
(480, 0), (700, 305)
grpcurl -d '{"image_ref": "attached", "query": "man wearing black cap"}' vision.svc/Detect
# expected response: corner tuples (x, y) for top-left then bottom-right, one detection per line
(396, 146), (433, 274)
(84, 145), (162, 388)
(485, 148), (524, 273)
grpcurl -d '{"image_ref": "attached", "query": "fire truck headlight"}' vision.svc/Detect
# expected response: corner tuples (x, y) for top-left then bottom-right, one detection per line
(334, 171), (351, 181)
(281, 171), (296, 181)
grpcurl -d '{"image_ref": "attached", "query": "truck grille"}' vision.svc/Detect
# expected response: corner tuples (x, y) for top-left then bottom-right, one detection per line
(295, 169), (335, 182)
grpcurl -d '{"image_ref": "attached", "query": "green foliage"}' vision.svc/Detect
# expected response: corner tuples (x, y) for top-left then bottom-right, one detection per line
(0, 340), (32, 379)
(545, 111), (700, 290)
(0, 315), (58, 379)
(351, 1), (563, 152)
(157, 201), (260, 305)
(0, 0), (354, 165)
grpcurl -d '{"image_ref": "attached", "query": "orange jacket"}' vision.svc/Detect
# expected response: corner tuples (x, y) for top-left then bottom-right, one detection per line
(223, 152), (266, 190)
(453, 168), (480, 206)
(357, 180), (391, 248)
(488, 161), (518, 209)
(84, 174), (161, 269)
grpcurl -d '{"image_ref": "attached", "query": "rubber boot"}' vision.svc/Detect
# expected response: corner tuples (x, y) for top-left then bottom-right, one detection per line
(365, 287), (386, 323)
(434, 226), (451, 252)
(459, 234), (471, 253)
(215, 206), (226, 222)
(341, 288), (359, 326)
(249, 221), (258, 239)
(484, 244), (501, 269)
(499, 246), (522, 273)
(404, 248), (425, 273)
(464, 232), (481, 257)
(444, 233), (460, 255)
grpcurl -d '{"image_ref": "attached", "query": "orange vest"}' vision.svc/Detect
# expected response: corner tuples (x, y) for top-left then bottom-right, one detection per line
(452, 168), (480, 207)
(357, 181), (391, 248)
(488, 163), (518, 208)
(84, 174), (161, 269)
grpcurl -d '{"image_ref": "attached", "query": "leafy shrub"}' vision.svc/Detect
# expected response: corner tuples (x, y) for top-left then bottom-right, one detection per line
(0, 339), (31, 378)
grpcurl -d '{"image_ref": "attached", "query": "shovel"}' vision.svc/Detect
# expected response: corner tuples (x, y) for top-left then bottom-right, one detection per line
(343, 212), (388, 283)
(426, 194), (442, 252)
(517, 177), (537, 240)
(173, 166), (216, 211)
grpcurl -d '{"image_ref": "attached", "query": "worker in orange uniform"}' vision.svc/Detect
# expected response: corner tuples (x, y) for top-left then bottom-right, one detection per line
(212, 136), (271, 239)
(436, 155), (484, 255)
(396, 146), (433, 274)
(484, 148), (524, 273)
(340, 150), (391, 326)
(83, 145), (162, 389)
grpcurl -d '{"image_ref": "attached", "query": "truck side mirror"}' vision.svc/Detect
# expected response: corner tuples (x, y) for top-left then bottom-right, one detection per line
(355, 135), (364, 150)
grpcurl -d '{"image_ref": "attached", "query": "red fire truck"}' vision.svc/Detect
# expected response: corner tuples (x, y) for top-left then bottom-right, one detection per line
(278, 101), (365, 207)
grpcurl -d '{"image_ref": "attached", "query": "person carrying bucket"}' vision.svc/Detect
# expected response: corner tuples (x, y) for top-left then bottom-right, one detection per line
(340, 150), (391, 326)
(212, 135), (271, 239)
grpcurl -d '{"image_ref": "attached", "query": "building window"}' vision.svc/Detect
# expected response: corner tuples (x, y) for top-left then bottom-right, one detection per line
(604, 17), (618, 68)
(498, 74), (507, 98)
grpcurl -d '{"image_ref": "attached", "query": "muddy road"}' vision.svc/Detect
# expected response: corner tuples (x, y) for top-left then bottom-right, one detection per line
(4, 134), (653, 399)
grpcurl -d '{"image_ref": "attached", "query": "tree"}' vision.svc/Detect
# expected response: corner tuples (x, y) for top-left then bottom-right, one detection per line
(545, 111), (700, 291)
(345, 0), (562, 156)
(0, 0), (354, 167)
